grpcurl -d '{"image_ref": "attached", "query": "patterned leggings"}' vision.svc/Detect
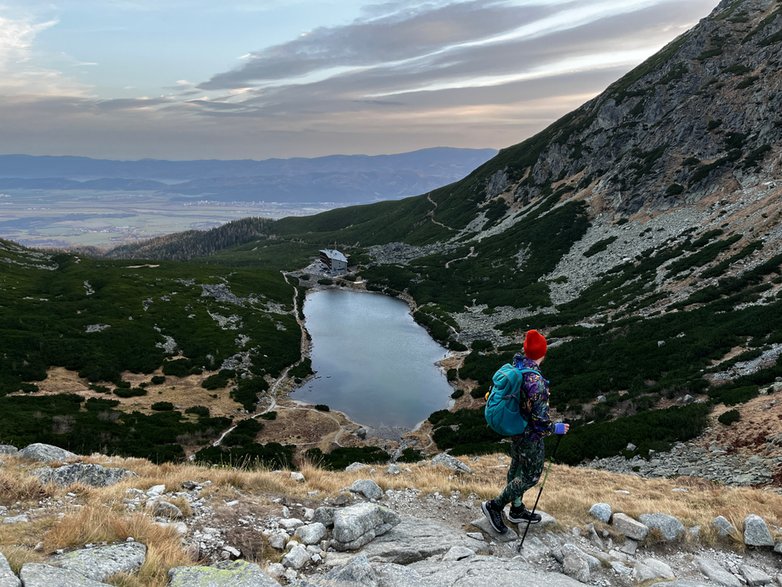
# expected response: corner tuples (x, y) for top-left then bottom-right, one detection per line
(494, 437), (545, 508)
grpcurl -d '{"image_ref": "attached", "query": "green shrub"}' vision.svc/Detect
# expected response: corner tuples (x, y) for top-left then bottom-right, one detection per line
(194, 442), (294, 469)
(305, 446), (389, 470)
(315, 404), (330, 412)
(114, 387), (147, 398)
(151, 401), (174, 411)
(259, 411), (277, 420)
(471, 340), (494, 352)
(223, 419), (264, 447)
(150, 375), (166, 385)
(185, 405), (210, 417)
(709, 385), (759, 406)
(584, 236), (618, 257)
(230, 377), (268, 411)
(162, 359), (191, 378)
(397, 448), (423, 463)
(202, 369), (235, 390)
(450, 389), (464, 400)
(718, 409), (740, 425)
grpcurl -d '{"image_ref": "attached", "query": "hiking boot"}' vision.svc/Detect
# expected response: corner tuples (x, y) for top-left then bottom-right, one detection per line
(507, 504), (541, 524)
(481, 500), (507, 534)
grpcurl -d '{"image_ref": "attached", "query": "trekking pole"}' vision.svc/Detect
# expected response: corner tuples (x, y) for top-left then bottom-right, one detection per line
(518, 434), (563, 551)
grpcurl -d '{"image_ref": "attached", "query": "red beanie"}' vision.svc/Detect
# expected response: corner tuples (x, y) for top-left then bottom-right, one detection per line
(524, 329), (547, 360)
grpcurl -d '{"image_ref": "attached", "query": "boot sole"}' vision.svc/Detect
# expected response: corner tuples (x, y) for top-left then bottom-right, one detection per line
(481, 501), (507, 534)
(507, 516), (541, 524)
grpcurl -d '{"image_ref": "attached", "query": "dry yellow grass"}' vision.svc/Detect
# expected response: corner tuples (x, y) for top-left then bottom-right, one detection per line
(0, 451), (780, 587)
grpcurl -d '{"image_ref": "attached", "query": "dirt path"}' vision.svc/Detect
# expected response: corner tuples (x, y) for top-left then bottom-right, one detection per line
(427, 193), (455, 231)
(444, 245), (477, 269)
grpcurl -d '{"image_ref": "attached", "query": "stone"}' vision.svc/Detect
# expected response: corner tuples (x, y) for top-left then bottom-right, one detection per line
(34, 463), (132, 488)
(18, 444), (76, 462)
(279, 518), (304, 531)
(612, 513), (649, 541)
(291, 472), (305, 483)
(364, 517), (490, 563)
(405, 555), (587, 587)
(430, 453), (472, 474)
(168, 560), (280, 586)
(744, 515), (774, 547)
(2, 515), (29, 524)
(283, 544), (311, 570)
(740, 564), (773, 586)
(0, 445), (18, 455)
(345, 463), (369, 472)
(442, 546), (475, 561)
(712, 516), (738, 538)
(562, 544), (599, 570)
(562, 554), (590, 583)
(150, 499), (183, 520)
(268, 530), (289, 550)
(386, 464), (401, 475)
(636, 558), (675, 582)
(156, 521), (187, 536)
(312, 507), (335, 527)
(331, 503), (401, 551)
(19, 564), (111, 587)
(146, 484), (166, 498)
(696, 555), (742, 587)
(51, 541), (147, 581)
(774, 542), (782, 554)
(320, 554), (378, 585)
(0, 552), (20, 587)
(349, 479), (383, 501)
(589, 503), (612, 523)
(294, 523), (327, 545)
(619, 539), (638, 555)
(470, 516), (518, 543)
(626, 442), (637, 451)
(639, 513), (685, 541)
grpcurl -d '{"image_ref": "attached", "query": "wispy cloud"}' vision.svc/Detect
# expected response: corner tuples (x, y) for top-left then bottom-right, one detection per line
(0, 0), (720, 159)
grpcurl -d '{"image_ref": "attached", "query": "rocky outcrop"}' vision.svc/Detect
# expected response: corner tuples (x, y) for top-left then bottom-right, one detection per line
(51, 542), (146, 581)
(168, 560), (280, 587)
(34, 463), (133, 487)
(17, 443), (76, 463)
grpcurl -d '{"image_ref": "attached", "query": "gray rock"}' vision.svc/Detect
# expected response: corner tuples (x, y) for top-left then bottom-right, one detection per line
(612, 513), (649, 541)
(406, 555), (587, 587)
(279, 518), (304, 531)
(168, 560), (280, 586)
(283, 544), (311, 570)
(2, 515), (29, 524)
(561, 544), (600, 571)
(744, 515), (774, 547)
(430, 453), (472, 474)
(386, 464), (401, 476)
(442, 546), (475, 561)
(345, 463), (369, 473)
(150, 499), (183, 520)
(290, 472), (305, 483)
(589, 503), (612, 523)
(651, 582), (711, 587)
(619, 538), (639, 555)
(364, 517), (490, 563)
(268, 530), (289, 550)
(470, 516), (518, 543)
(312, 507), (335, 527)
(0, 445), (18, 455)
(696, 555), (742, 587)
(35, 463), (131, 487)
(18, 444), (76, 462)
(331, 503), (400, 551)
(294, 523), (327, 545)
(740, 564), (773, 586)
(349, 479), (383, 501)
(639, 513), (685, 541)
(712, 516), (738, 538)
(51, 541), (146, 581)
(636, 558), (675, 582)
(320, 554), (378, 585)
(19, 563), (111, 587)
(0, 552), (20, 587)
(775, 542), (782, 554)
(562, 554), (590, 583)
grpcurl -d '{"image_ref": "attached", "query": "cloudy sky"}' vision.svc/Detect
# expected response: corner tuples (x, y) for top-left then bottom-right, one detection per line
(0, 0), (719, 160)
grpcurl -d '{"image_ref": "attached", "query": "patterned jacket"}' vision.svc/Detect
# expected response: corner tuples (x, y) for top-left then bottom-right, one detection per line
(512, 353), (554, 442)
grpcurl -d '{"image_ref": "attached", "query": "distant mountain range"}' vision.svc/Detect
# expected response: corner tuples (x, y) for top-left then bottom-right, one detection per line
(0, 147), (496, 203)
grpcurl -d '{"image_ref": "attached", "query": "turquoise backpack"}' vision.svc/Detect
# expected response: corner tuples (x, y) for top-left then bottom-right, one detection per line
(484, 363), (540, 436)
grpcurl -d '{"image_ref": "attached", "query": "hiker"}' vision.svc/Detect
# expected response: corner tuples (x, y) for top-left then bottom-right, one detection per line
(482, 329), (569, 534)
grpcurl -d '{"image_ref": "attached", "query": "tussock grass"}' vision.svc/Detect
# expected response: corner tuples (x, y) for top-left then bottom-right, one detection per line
(1, 451), (780, 586)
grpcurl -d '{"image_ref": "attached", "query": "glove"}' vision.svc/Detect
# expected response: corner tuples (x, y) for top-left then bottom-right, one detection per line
(554, 422), (569, 435)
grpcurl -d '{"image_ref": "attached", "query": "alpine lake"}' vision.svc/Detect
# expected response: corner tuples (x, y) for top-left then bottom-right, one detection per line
(290, 289), (454, 435)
